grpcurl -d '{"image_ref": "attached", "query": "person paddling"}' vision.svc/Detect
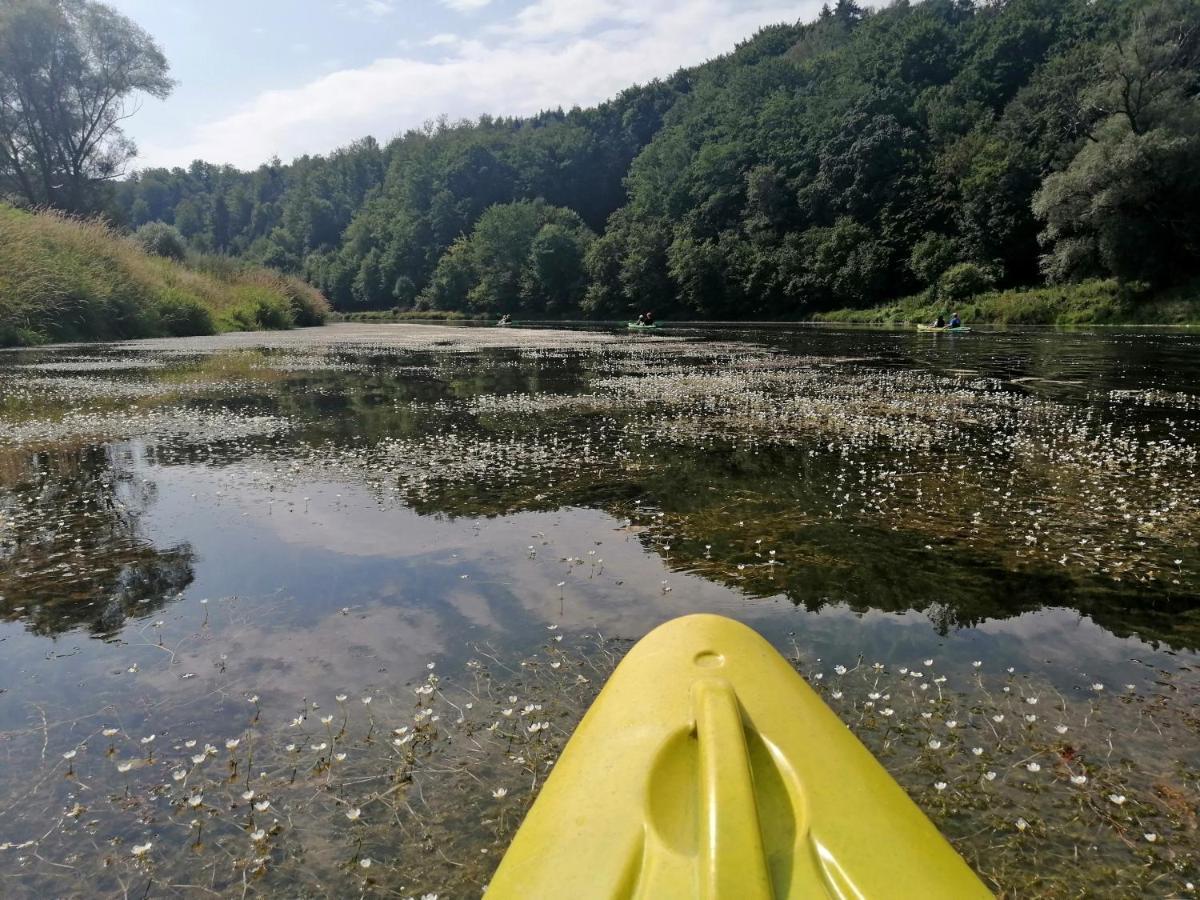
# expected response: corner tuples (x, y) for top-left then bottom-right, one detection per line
(949, 312), (961, 328)
(637, 311), (656, 326)
(932, 314), (946, 329)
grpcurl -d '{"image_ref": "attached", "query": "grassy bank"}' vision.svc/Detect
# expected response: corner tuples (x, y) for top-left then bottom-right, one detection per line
(812, 280), (1200, 327)
(331, 308), (477, 323)
(0, 205), (329, 347)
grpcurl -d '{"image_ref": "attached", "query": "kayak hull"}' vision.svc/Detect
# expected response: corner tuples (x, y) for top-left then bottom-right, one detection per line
(488, 614), (991, 899)
(916, 324), (972, 333)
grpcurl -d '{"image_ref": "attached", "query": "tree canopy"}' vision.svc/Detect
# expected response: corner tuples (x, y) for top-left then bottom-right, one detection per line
(0, 0), (172, 213)
(110, 0), (1200, 318)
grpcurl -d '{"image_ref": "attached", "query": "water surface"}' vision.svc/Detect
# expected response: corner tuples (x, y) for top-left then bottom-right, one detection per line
(1, 323), (1197, 897)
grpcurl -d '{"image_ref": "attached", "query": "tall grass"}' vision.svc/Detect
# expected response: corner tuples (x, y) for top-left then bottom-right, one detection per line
(0, 205), (329, 346)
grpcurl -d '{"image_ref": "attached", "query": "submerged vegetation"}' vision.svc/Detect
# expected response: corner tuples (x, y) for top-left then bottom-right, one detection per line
(1, 323), (1199, 895)
(0, 204), (329, 347)
(1, 624), (1196, 898)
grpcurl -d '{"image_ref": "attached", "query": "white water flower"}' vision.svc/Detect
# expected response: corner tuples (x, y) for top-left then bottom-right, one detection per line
(880, 708), (894, 717)
(972, 661), (982, 669)
(923, 659), (933, 667)
(225, 738), (240, 750)
(1026, 762), (1041, 773)
(971, 747), (983, 756)
(361, 696), (372, 705)
(360, 858), (372, 869)
(1091, 682), (1104, 691)
(1016, 818), (1028, 832)
(501, 708), (514, 717)
(1070, 775), (1088, 785)
(184, 740), (197, 748)
(335, 694), (348, 703)
(310, 742), (328, 751)
(321, 715), (334, 725)
(1108, 794), (1126, 806)
(191, 754), (207, 766)
(933, 781), (947, 792)
(346, 808), (362, 821)
(927, 739), (942, 750)
(1144, 833), (1157, 843)
(242, 790), (255, 801)
(1024, 714), (1038, 723)
(945, 720), (958, 729)
(250, 829), (266, 842)
(140, 734), (155, 744)
(188, 794), (203, 807)
(285, 743), (297, 752)
(247, 695), (259, 704)
(1025, 697), (1038, 705)
(335, 752), (347, 762)
(131, 842), (152, 857)
(831, 691), (843, 700)
(172, 769), (186, 782)
(102, 728), (119, 737)
(63, 750), (77, 760)
(833, 665), (847, 675)
(255, 800), (271, 811)
(492, 787), (508, 799)
(984, 771), (997, 781)
(117, 761), (134, 773)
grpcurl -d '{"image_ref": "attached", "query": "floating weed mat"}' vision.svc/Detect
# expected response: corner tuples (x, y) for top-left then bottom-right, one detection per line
(0, 630), (1196, 899)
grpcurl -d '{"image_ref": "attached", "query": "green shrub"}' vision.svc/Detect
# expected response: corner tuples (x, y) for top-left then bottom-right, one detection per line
(937, 263), (996, 303)
(157, 293), (215, 336)
(134, 222), (188, 261)
(909, 234), (959, 286)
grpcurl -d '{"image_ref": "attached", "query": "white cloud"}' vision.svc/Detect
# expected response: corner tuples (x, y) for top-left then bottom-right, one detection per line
(340, 0), (396, 16)
(134, 1), (820, 171)
(440, 0), (493, 10)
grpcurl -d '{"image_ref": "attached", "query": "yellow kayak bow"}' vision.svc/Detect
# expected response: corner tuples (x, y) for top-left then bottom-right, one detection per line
(488, 614), (991, 899)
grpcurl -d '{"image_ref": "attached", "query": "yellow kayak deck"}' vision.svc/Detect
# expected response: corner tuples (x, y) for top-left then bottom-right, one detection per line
(488, 614), (991, 899)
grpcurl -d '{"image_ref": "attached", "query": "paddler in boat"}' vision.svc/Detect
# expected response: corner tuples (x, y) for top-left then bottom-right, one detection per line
(637, 311), (656, 326)
(931, 313), (946, 329)
(949, 311), (962, 328)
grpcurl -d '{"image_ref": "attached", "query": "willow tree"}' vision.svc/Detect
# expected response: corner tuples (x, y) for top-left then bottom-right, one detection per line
(0, 0), (172, 213)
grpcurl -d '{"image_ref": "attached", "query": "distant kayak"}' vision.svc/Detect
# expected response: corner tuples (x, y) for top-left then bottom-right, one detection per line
(917, 324), (972, 333)
(488, 614), (990, 899)
(627, 321), (659, 330)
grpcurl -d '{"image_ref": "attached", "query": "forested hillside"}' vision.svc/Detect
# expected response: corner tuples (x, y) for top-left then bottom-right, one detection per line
(114, 0), (1200, 319)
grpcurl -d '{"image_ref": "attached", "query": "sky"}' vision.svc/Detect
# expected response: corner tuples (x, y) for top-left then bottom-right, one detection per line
(104, 0), (825, 172)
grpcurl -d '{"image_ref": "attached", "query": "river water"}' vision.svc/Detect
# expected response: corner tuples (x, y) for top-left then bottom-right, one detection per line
(0, 323), (1197, 897)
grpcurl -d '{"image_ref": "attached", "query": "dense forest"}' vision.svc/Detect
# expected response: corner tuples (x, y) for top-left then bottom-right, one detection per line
(98, 0), (1200, 318)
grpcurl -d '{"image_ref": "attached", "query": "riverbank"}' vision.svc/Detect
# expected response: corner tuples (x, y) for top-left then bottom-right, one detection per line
(0, 205), (329, 347)
(812, 280), (1200, 327)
